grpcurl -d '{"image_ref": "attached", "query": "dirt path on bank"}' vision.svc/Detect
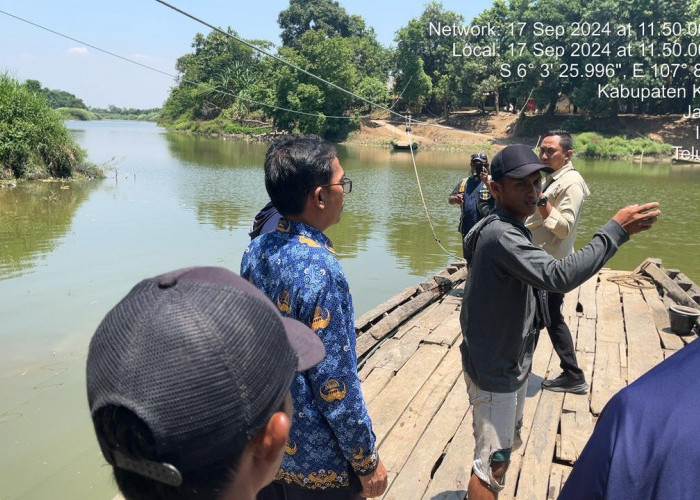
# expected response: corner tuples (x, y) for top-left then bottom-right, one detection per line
(344, 111), (699, 154)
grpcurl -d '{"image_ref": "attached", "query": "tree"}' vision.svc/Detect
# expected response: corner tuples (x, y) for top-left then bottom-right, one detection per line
(278, 0), (366, 48)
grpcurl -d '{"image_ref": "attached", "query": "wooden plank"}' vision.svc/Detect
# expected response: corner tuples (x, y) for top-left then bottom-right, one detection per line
(592, 271), (627, 414)
(379, 343), (463, 470)
(359, 324), (430, 381)
(558, 351), (594, 463)
(356, 285), (421, 332)
(622, 289), (664, 383)
(361, 367), (394, 406)
(578, 274), (599, 320)
(423, 307), (462, 347)
(576, 316), (596, 355)
(392, 301), (441, 339)
(547, 464), (572, 499)
(381, 380), (469, 499)
(590, 341), (625, 416)
(642, 262), (699, 309)
(515, 349), (566, 500)
(502, 332), (555, 498)
(641, 287), (685, 351)
(368, 344), (449, 444)
(420, 407), (474, 500)
(411, 296), (460, 334)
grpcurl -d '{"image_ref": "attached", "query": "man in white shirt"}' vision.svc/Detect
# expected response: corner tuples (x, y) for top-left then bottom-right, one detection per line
(526, 130), (590, 394)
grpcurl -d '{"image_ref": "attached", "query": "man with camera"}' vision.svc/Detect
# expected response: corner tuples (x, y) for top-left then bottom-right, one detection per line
(449, 153), (495, 256)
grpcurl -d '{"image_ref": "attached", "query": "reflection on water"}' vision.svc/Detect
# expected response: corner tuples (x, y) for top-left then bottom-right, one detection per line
(1, 121), (700, 499)
(0, 182), (98, 281)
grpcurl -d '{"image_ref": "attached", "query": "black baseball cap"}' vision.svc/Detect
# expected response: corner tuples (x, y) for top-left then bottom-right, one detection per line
(86, 266), (325, 485)
(470, 153), (488, 165)
(490, 144), (553, 181)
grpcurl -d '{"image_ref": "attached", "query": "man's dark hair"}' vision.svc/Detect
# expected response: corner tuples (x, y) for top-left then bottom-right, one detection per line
(543, 130), (573, 152)
(264, 135), (337, 216)
(93, 405), (242, 500)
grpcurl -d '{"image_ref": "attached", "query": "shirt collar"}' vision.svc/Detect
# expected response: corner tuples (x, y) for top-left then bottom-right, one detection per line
(277, 218), (337, 255)
(547, 161), (574, 183)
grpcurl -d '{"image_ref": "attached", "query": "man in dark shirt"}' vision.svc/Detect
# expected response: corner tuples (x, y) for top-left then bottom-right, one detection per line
(449, 153), (494, 256)
(460, 144), (660, 500)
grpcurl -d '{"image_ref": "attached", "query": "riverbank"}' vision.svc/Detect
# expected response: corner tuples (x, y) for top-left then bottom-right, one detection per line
(341, 112), (698, 157)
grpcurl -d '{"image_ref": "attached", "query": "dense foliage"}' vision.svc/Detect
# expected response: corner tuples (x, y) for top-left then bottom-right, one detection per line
(0, 74), (101, 180)
(157, 0), (700, 141)
(24, 79), (88, 110)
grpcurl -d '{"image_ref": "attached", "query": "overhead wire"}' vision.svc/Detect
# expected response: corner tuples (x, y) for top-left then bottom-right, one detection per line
(2, 4), (467, 260)
(0, 8), (354, 120)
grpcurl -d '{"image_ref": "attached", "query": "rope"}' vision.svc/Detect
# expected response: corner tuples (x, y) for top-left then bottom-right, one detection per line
(607, 274), (656, 289)
(405, 117), (460, 261)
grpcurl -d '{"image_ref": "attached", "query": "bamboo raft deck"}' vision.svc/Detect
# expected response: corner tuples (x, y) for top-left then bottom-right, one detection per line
(356, 259), (699, 500)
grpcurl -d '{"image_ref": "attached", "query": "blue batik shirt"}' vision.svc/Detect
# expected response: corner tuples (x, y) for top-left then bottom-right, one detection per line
(241, 219), (378, 490)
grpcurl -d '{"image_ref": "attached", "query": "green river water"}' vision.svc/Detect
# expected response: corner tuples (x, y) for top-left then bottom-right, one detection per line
(1, 120), (698, 498)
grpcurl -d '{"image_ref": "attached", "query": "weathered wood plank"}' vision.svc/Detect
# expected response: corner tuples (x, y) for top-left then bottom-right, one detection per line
(368, 344), (449, 444)
(379, 343), (463, 471)
(641, 287), (686, 351)
(356, 285), (421, 332)
(578, 274), (599, 320)
(420, 407), (473, 500)
(515, 346), (566, 500)
(547, 464), (572, 499)
(359, 323), (431, 381)
(576, 315), (596, 355)
(591, 273), (627, 415)
(590, 340), (625, 416)
(641, 262), (699, 309)
(558, 351), (594, 463)
(502, 332), (555, 499)
(382, 380), (469, 499)
(622, 288), (664, 383)
(424, 307), (462, 347)
(361, 367), (394, 406)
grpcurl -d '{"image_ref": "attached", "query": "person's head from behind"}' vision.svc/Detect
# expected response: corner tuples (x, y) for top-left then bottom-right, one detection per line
(86, 267), (325, 500)
(469, 153), (488, 177)
(264, 135), (350, 231)
(539, 129), (573, 170)
(489, 144), (553, 222)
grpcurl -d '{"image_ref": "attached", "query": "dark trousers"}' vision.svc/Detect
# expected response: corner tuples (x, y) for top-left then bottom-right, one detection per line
(257, 479), (363, 500)
(546, 292), (584, 382)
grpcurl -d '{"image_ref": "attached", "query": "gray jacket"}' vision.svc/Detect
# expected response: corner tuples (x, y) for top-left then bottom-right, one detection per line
(460, 208), (629, 392)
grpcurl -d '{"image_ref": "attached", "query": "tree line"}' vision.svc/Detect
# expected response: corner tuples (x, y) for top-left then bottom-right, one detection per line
(158, 0), (700, 140)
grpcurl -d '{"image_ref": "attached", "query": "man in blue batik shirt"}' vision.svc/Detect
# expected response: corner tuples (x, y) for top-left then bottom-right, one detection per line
(242, 136), (387, 500)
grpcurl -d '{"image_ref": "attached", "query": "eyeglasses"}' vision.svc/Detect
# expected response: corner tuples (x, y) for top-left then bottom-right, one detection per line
(320, 176), (352, 194)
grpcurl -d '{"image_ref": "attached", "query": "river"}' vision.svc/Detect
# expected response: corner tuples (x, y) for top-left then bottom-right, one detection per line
(1, 120), (698, 498)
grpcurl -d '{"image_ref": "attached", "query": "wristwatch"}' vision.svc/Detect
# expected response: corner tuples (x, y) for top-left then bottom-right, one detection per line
(537, 195), (548, 207)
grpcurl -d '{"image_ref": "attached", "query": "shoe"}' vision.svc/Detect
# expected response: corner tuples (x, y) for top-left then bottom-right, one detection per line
(541, 373), (588, 394)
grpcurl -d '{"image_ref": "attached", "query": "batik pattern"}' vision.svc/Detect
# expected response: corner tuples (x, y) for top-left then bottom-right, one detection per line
(241, 219), (378, 488)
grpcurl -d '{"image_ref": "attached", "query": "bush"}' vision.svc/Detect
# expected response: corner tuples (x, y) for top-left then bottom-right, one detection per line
(0, 73), (102, 179)
(574, 132), (673, 159)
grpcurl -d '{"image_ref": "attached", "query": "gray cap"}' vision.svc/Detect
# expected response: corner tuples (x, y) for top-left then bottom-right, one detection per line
(86, 266), (324, 484)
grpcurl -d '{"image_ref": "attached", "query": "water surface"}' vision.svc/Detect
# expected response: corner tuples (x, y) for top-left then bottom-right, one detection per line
(1, 121), (698, 498)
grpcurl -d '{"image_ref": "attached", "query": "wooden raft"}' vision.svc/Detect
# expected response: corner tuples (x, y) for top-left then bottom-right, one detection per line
(358, 259), (698, 500)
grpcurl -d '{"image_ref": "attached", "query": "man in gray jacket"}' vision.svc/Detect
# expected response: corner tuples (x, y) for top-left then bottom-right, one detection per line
(460, 144), (659, 500)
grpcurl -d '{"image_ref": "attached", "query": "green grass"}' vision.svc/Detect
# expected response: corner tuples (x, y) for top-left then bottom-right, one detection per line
(574, 132), (673, 159)
(0, 73), (103, 179)
(56, 107), (98, 121)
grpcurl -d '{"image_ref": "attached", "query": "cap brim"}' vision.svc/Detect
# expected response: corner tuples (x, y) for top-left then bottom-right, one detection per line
(281, 317), (326, 371)
(505, 163), (553, 178)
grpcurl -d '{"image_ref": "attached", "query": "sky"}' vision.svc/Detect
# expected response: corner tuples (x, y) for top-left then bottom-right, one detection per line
(0, 1), (493, 109)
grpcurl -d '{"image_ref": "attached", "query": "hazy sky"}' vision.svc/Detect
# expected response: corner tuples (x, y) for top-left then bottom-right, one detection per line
(0, 1), (492, 109)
